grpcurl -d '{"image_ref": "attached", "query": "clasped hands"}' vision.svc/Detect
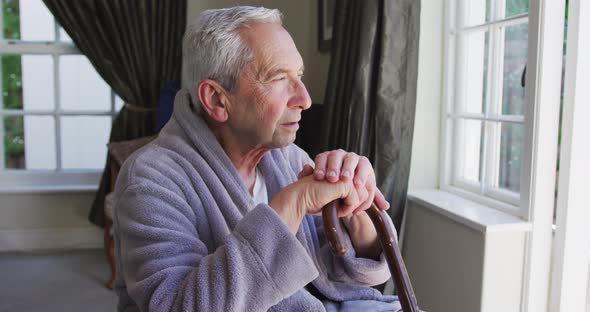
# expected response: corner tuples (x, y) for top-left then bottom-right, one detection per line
(270, 149), (390, 236)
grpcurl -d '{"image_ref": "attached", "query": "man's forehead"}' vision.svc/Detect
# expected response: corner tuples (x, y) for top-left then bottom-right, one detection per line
(240, 23), (304, 76)
(255, 54), (304, 78)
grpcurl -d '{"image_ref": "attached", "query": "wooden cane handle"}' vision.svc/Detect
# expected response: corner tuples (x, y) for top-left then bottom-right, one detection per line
(321, 199), (348, 256)
(322, 201), (420, 312)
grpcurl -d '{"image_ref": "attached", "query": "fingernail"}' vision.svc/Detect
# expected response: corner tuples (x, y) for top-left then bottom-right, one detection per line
(341, 170), (351, 178)
(316, 170), (324, 176)
(327, 171), (337, 178)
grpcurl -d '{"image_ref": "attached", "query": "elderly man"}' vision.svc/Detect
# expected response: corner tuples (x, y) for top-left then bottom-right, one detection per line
(113, 6), (402, 312)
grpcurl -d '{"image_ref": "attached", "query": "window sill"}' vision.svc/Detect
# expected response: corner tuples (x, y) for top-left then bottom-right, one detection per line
(0, 170), (101, 194)
(0, 184), (98, 194)
(407, 189), (532, 233)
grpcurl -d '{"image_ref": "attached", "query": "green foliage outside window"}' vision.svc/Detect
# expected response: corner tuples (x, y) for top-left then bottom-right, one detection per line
(2, 0), (25, 166)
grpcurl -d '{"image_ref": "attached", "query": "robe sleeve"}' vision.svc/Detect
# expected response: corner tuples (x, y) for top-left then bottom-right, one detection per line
(114, 172), (318, 312)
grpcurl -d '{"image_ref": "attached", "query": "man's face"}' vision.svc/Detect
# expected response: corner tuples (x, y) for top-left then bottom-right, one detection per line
(225, 23), (312, 149)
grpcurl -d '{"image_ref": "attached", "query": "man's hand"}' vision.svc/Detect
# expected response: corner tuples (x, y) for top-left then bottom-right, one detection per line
(269, 175), (359, 235)
(304, 150), (390, 259)
(312, 150), (390, 215)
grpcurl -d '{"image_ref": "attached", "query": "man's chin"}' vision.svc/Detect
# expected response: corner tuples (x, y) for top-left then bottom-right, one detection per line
(270, 133), (297, 149)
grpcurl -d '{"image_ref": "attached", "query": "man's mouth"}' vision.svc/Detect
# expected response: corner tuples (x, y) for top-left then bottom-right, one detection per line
(281, 121), (300, 130)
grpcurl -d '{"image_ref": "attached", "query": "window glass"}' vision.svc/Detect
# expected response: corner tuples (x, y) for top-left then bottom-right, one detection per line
(458, 0), (491, 28)
(2, 54), (55, 111)
(3, 115), (56, 169)
(60, 55), (110, 111)
(17, 0), (55, 41)
(458, 31), (489, 114)
(505, 0), (529, 18)
(24, 115), (56, 169)
(22, 54), (55, 110)
(3, 115), (25, 168)
(58, 26), (72, 42)
(2, 0), (21, 40)
(497, 122), (523, 192)
(458, 0), (529, 28)
(115, 95), (124, 112)
(501, 23), (528, 115)
(456, 119), (484, 184)
(60, 116), (110, 169)
(1, 54), (23, 110)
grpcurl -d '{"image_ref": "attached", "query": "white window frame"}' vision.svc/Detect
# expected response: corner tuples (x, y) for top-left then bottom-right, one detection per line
(548, 0), (590, 309)
(441, 0), (531, 218)
(0, 19), (119, 192)
(442, 0), (569, 310)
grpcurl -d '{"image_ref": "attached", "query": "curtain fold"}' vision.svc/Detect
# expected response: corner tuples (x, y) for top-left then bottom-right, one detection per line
(42, 0), (187, 226)
(321, 0), (420, 230)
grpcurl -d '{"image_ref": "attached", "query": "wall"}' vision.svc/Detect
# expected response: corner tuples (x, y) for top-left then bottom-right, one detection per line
(403, 191), (527, 312)
(186, 0), (331, 103)
(407, 0), (443, 190)
(0, 191), (102, 251)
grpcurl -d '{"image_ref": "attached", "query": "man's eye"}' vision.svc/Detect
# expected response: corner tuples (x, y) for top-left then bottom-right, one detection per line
(272, 76), (287, 82)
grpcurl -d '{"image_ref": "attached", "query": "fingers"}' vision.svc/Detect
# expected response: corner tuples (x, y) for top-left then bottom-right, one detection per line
(353, 156), (373, 188)
(325, 150), (347, 182)
(314, 149), (347, 182)
(306, 150), (389, 216)
(340, 153), (359, 182)
(352, 180), (375, 215)
(313, 152), (328, 180)
(373, 188), (391, 210)
(314, 150), (361, 183)
(337, 183), (363, 217)
(298, 164), (314, 179)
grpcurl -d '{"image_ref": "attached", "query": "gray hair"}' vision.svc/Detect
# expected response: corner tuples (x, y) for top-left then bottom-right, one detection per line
(181, 6), (283, 111)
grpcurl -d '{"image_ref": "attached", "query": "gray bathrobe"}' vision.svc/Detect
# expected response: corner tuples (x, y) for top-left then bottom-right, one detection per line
(113, 89), (401, 311)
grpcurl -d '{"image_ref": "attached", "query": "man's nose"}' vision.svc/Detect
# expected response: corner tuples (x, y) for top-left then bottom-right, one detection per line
(288, 79), (312, 110)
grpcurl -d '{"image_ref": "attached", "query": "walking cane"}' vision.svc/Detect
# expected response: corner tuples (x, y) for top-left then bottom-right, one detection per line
(322, 201), (420, 312)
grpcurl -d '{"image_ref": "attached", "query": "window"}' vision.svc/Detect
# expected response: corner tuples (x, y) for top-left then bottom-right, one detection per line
(442, 0), (530, 215)
(0, 0), (122, 190)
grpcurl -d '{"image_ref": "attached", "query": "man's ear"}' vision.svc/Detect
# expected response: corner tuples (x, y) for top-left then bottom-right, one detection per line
(197, 80), (230, 122)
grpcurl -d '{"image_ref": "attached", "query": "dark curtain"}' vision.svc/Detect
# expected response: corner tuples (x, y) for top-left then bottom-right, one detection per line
(42, 0), (187, 226)
(321, 0), (420, 230)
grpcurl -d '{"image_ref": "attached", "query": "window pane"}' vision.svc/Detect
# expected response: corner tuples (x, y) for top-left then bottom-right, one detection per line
(498, 123), (522, 192)
(24, 115), (55, 169)
(502, 23), (528, 115)
(22, 55), (55, 110)
(457, 31), (489, 114)
(1, 54), (54, 110)
(18, 0), (55, 41)
(115, 94), (124, 112)
(1, 54), (23, 109)
(60, 56), (110, 111)
(458, 0), (528, 28)
(458, 0), (491, 28)
(505, 0), (528, 18)
(455, 119), (483, 183)
(60, 116), (110, 169)
(3, 115), (24, 168)
(2, 115), (56, 169)
(2, 0), (20, 39)
(58, 26), (72, 42)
